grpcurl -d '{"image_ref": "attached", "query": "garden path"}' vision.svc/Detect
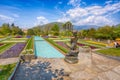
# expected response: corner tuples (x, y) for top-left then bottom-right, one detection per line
(14, 50), (120, 80)
(0, 57), (18, 65)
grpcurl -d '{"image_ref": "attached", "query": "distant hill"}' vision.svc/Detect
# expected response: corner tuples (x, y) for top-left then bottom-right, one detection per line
(33, 22), (120, 31)
(73, 25), (99, 30)
(37, 22), (64, 30)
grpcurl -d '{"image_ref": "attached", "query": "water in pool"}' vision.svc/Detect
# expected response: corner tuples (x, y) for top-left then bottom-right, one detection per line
(34, 36), (64, 58)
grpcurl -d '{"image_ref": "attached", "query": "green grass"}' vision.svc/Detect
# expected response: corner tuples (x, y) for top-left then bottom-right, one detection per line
(22, 37), (33, 54)
(0, 63), (16, 80)
(0, 43), (14, 54)
(25, 37), (33, 49)
(78, 39), (105, 48)
(97, 48), (120, 57)
(45, 38), (69, 53)
(2, 38), (27, 43)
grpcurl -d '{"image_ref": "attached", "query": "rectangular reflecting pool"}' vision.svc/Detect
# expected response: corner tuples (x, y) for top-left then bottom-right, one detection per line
(34, 36), (64, 58)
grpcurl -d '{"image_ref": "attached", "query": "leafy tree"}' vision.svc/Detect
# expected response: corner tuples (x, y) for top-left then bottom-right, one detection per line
(1, 23), (11, 35)
(27, 29), (35, 35)
(51, 24), (60, 36)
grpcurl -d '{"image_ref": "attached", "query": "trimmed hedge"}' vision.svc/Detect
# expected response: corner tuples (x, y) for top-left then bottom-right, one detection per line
(25, 37), (33, 50)
(45, 38), (68, 53)
(21, 37), (33, 54)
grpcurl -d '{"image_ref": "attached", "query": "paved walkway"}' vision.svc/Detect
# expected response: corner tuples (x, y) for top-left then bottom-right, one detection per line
(14, 51), (120, 80)
(0, 57), (19, 65)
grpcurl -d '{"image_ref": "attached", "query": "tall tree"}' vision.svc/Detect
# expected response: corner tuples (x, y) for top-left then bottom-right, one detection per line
(1, 23), (11, 35)
(27, 29), (35, 35)
(51, 24), (60, 36)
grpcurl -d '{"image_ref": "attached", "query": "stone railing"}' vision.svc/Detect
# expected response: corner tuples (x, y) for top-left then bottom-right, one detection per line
(8, 60), (21, 80)
(8, 54), (36, 80)
(93, 52), (120, 61)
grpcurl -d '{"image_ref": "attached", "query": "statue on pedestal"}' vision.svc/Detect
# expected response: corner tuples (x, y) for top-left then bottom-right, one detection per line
(64, 30), (79, 64)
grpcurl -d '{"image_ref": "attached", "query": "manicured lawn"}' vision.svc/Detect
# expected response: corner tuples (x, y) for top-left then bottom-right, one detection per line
(0, 43), (14, 54)
(0, 63), (16, 80)
(25, 37), (33, 49)
(2, 38), (27, 43)
(22, 37), (33, 54)
(97, 48), (120, 57)
(78, 39), (105, 48)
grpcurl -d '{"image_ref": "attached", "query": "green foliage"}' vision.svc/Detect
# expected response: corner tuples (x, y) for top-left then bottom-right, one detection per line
(27, 29), (35, 35)
(51, 24), (60, 36)
(97, 48), (120, 57)
(0, 23), (24, 36)
(0, 63), (16, 80)
(45, 38), (68, 53)
(0, 23), (11, 35)
(32, 26), (41, 35)
(25, 37), (33, 49)
(79, 25), (120, 40)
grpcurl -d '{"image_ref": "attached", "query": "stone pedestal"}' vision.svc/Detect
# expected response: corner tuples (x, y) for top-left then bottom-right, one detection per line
(64, 50), (79, 64)
(64, 56), (78, 64)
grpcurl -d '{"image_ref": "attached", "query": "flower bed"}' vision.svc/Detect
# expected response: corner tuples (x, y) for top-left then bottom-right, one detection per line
(45, 39), (68, 53)
(77, 43), (97, 49)
(56, 41), (69, 49)
(14, 36), (22, 38)
(26, 36), (31, 38)
(86, 41), (107, 46)
(0, 43), (4, 46)
(0, 43), (26, 58)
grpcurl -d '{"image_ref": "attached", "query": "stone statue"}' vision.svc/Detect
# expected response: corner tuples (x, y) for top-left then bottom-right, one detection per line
(64, 30), (79, 63)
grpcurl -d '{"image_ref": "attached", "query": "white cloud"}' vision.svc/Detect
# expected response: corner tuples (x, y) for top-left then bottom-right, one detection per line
(67, 0), (81, 7)
(35, 16), (48, 25)
(105, 0), (113, 4)
(58, 2), (120, 26)
(0, 14), (14, 23)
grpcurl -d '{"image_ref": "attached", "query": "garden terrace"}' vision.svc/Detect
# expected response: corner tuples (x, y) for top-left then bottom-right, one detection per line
(0, 43), (15, 54)
(97, 48), (120, 57)
(0, 63), (16, 80)
(0, 43), (26, 59)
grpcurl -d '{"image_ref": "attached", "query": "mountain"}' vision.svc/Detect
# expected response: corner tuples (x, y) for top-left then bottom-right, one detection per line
(37, 22), (64, 30)
(73, 25), (99, 30)
(35, 22), (100, 31)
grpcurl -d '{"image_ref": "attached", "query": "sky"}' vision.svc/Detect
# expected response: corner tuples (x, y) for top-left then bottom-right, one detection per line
(0, 0), (120, 28)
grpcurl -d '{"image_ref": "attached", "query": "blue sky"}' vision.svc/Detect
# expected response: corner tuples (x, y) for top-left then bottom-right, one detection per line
(0, 0), (120, 28)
